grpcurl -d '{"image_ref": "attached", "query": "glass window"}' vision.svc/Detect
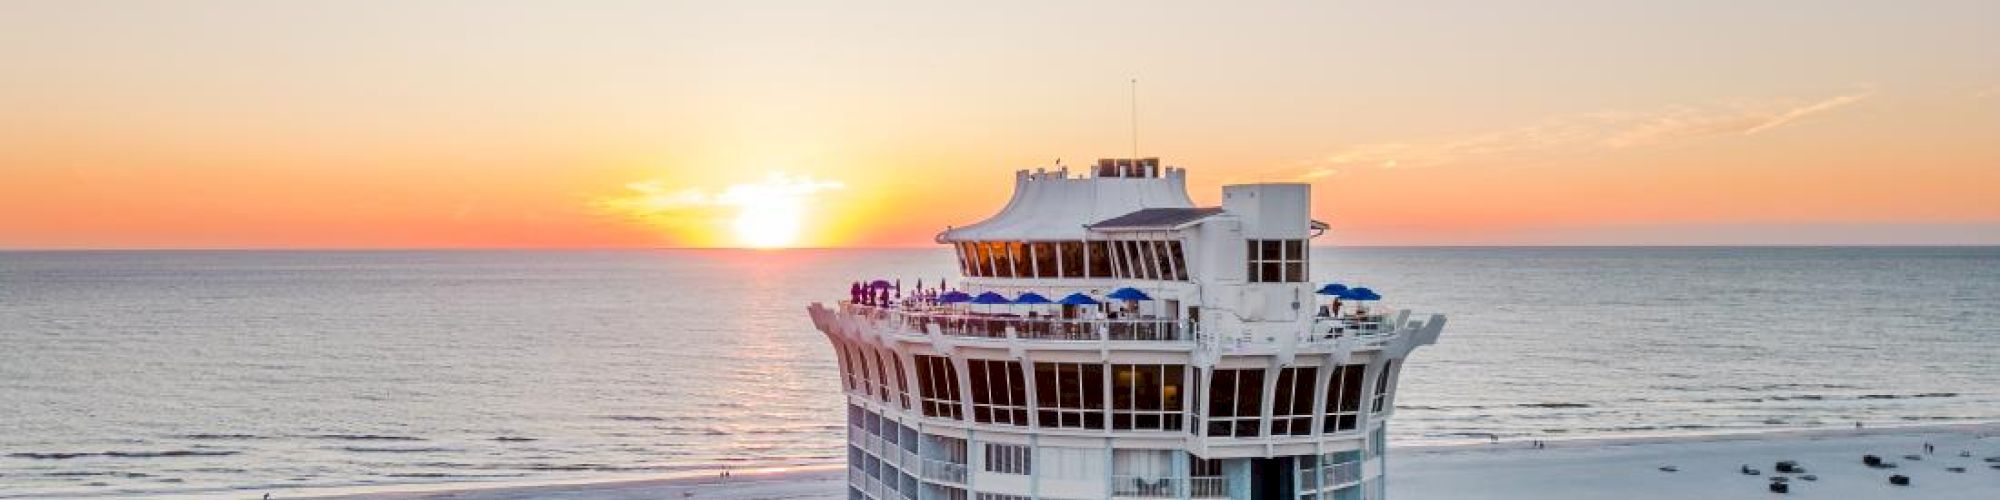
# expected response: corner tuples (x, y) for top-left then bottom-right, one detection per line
(1271, 367), (1317, 436)
(983, 444), (1032, 475)
(1322, 364), (1365, 432)
(891, 354), (911, 410)
(1165, 241), (1186, 281)
(974, 242), (995, 278)
(1059, 241), (1085, 278)
(1087, 241), (1113, 278)
(1031, 242), (1057, 278)
(1205, 368), (1265, 437)
(1372, 360), (1396, 413)
(914, 355), (963, 420)
(1246, 239), (1308, 283)
(1006, 242), (1029, 278)
(1111, 364), (1185, 431)
(1033, 362), (1105, 429)
(968, 359), (1029, 426)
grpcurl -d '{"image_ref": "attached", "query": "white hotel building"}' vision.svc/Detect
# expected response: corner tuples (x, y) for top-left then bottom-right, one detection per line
(809, 158), (1446, 500)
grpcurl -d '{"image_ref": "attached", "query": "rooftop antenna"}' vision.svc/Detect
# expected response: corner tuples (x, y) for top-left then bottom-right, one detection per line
(1129, 78), (1139, 172)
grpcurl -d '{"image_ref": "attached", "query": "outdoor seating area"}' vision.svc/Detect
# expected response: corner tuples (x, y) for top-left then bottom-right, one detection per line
(840, 279), (1401, 343)
(842, 280), (1186, 341)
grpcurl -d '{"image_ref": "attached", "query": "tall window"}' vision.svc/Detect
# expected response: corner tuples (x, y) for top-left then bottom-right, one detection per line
(1271, 367), (1317, 436)
(956, 243), (974, 276)
(1059, 241), (1085, 278)
(1246, 239), (1306, 283)
(1005, 242), (1029, 279)
(1033, 362), (1105, 429)
(1031, 242), (1057, 278)
(914, 355), (963, 420)
(1087, 241), (1113, 278)
(1111, 364), (1185, 431)
(891, 357), (911, 410)
(1322, 364), (1366, 433)
(872, 352), (893, 404)
(974, 242), (996, 278)
(839, 344), (861, 392)
(966, 359), (1029, 426)
(1371, 360), (1396, 413)
(1164, 241), (1186, 280)
(983, 443), (1032, 475)
(1205, 369), (1264, 437)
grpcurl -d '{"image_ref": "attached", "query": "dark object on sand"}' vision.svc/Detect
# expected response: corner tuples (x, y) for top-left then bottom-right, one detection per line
(1889, 474), (1910, 486)
(1775, 460), (1800, 473)
(1959, 451), (1971, 458)
(1863, 454), (1883, 466)
(1946, 467), (1966, 473)
(1769, 476), (1789, 483)
(1984, 456), (2000, 463)
(1800, 474), (1818, 481)
(1903, 454), (1922, 461)
(1769, 481), (1789, 493)
(1658, 466), (1678, 472)
(1741, 465), (1761, 475)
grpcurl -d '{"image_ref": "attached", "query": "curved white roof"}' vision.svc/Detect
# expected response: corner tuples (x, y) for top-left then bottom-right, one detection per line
(937, 167), (1197, 242)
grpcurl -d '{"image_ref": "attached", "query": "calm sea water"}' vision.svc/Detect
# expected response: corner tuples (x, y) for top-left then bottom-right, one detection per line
(2, 248), (1997, 497)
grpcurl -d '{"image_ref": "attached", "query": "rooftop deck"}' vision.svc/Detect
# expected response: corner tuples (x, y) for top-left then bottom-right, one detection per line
(837, 301), (1405, 347)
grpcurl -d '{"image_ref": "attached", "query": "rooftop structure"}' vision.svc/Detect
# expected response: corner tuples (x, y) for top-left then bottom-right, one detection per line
(810, 158), (1445, 500)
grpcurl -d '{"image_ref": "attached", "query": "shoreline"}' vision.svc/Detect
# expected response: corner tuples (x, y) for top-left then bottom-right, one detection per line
(239, 421), (2000, 500)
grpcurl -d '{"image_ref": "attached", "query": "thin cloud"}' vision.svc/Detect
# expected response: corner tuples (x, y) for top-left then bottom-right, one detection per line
(1300, 91), (1873, 177)
(593, 173), (845, 228)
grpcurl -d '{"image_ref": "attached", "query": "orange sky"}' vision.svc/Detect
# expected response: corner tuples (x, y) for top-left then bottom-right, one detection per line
(3, 1), (1997, 249)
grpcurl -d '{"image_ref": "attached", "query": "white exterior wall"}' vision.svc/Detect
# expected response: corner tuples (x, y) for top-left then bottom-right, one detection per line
(820, 163), (1442, 500)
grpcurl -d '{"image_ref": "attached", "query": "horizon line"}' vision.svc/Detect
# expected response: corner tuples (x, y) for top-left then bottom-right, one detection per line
(4, 243), (1999, 253)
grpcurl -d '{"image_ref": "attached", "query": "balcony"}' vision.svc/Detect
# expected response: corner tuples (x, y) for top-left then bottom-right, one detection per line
(1111, 476), (1177, 498)
(843, 302), (1187, 342)
(919, 458), (968, 484)
(1189, 476), (1229, 498)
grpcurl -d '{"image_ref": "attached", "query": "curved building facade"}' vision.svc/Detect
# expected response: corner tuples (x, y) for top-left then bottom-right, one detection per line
(810, 159), (1445, 500)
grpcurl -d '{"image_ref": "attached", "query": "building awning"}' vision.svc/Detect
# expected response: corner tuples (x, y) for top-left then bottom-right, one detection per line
(1085, 207), (1225, 232)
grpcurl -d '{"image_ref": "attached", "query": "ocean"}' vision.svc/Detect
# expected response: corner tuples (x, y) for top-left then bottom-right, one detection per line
(2, 247), (1996, 498)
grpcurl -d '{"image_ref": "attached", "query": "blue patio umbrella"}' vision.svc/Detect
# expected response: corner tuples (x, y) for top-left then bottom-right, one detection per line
(1315, 283), (1350, 295)
(869, 279), (893, 289)
(970, 292), (1013, 305)
(1057, 293), (1101, 306)
(938, 291), (972, 303)
(1341, 287), (1381, 302)
(1013, 292), (1054, 304)
(1105, 287), (1152, 301)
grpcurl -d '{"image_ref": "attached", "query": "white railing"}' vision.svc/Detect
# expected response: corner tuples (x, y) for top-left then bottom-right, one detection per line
(1323, 460), (1363, 487)
(842, 303), (1189, 342)
(1111, 476), (1178, 497)
(899, 448), (921, 468)
(1189, 476), (1229, 498)
(920, 458), (968, 484)
(863, 434), (887, 458)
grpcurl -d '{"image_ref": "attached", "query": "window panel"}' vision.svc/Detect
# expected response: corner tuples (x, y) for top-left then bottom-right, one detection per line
(1059, 241), (1085, 278)
(967, 359), (1028, 426)
(1031, 242), (1057, 278)
(1087, 241), (1112, 278)
(1205, 368), (1266, 437)
(1032, 362), (1105, 429)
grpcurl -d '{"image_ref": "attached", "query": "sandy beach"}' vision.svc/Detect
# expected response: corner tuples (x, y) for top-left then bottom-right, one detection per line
(266, 423), (2000, 500)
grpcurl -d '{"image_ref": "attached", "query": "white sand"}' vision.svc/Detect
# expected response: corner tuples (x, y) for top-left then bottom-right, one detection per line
(280, 423), (2000, 500)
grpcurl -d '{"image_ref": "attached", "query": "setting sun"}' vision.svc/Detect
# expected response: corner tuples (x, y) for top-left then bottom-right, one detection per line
(729, 189), (804, 248)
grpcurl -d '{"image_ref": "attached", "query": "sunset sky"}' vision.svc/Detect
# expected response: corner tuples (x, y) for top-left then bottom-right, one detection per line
(3, 1), (1996, 249)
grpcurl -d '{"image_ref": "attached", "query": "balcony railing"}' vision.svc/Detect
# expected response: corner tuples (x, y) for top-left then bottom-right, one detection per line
(1189, 476), (1229, 498)
(1111, 476), (1177, 498)
(843, 303), (1188, 342)
(919, 458), (968, 484)
(1322, 460), (1363, 487)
